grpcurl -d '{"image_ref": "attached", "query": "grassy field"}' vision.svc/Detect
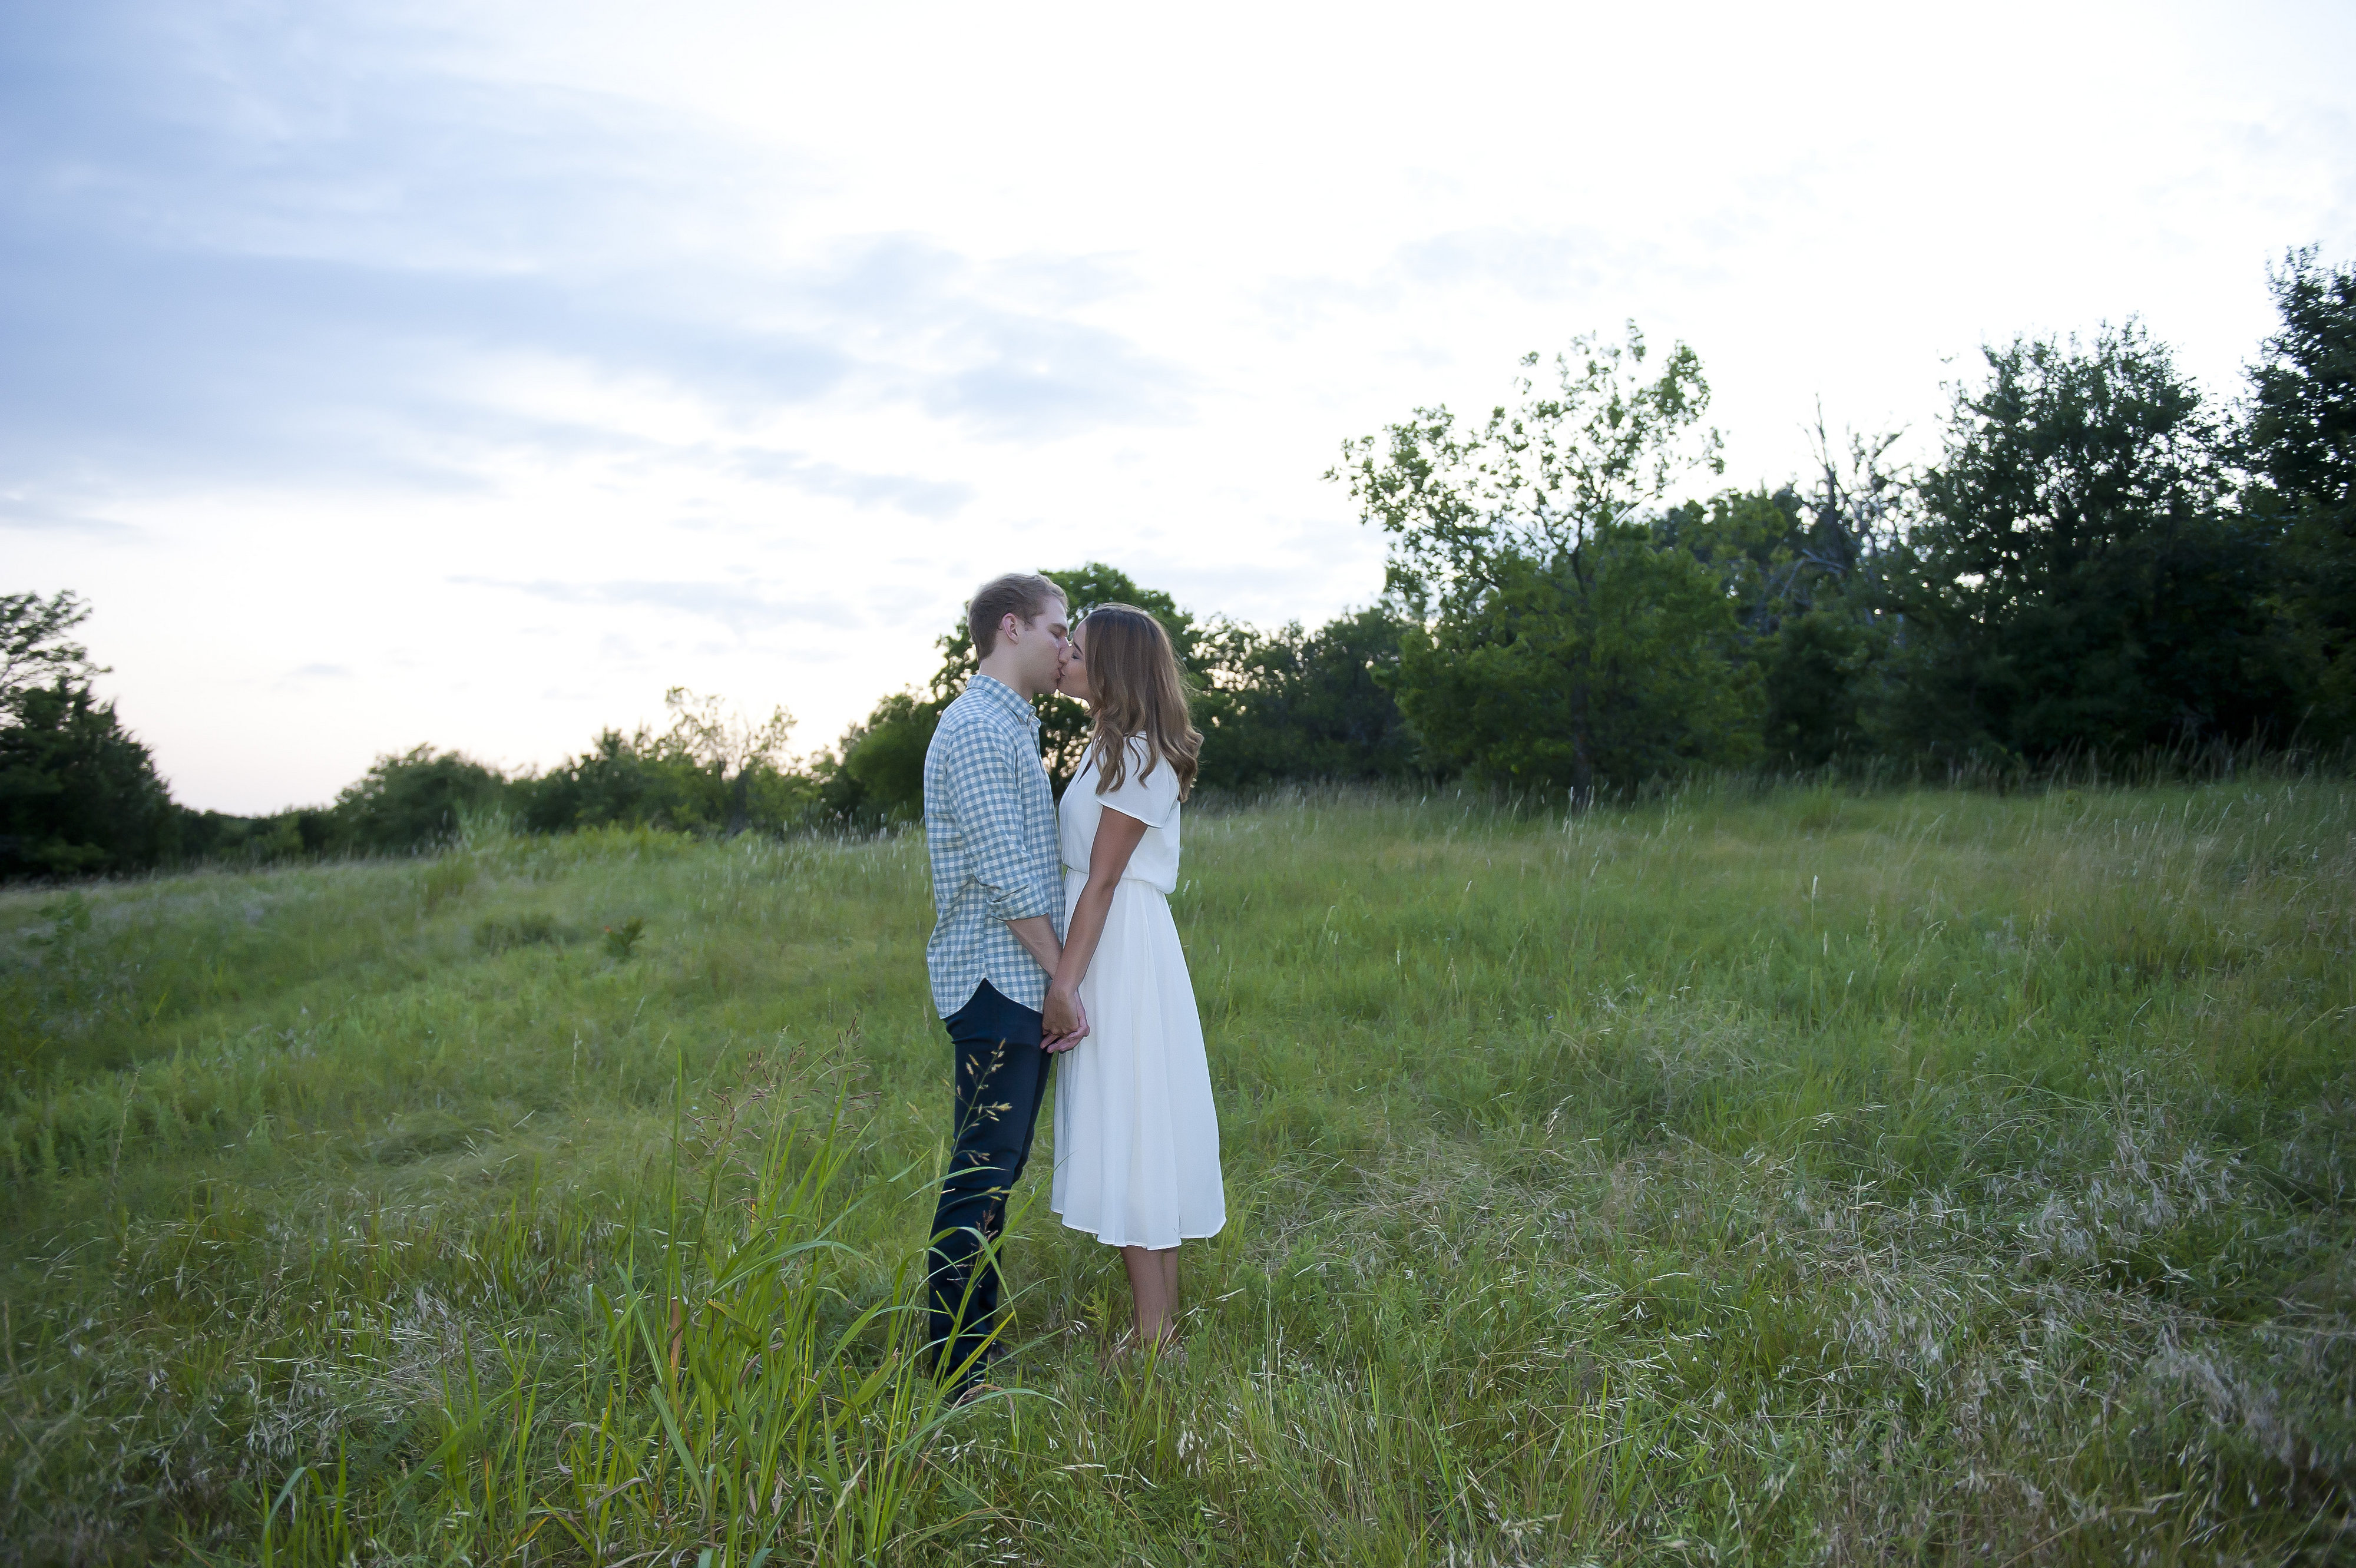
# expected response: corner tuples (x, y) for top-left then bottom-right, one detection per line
(3, 778), (2352, 1565)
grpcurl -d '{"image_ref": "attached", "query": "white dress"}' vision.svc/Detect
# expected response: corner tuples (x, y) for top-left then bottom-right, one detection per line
(1050, 737), (1226, 1249)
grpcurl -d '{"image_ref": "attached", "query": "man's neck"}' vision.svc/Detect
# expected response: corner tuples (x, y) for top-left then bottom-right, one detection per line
(974, 656), (1040, 702)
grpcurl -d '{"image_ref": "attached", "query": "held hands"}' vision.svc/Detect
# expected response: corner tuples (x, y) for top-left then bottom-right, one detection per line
(1041, 985), (1089, 1051)
(1006, 917), (1086, 1049)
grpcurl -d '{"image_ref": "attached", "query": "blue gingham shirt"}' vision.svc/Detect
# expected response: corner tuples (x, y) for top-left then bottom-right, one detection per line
(922, 674), (1062, 1017)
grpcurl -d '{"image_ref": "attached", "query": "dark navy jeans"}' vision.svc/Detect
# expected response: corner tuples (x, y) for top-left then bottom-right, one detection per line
(925, 980), (1052, 1379)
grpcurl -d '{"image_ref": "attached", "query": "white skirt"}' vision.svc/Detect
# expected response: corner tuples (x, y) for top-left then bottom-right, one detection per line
(1050, 873), (1226, 1249)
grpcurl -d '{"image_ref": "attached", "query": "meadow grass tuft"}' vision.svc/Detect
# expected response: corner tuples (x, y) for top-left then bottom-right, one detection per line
(2, 781), (2351, 1563)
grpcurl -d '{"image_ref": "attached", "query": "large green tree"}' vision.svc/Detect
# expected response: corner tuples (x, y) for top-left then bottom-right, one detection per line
(818, 690), (938, 827)
(328, 745), (508, 853)
(1332, 325), (1754, 799)
(2244, 246), (2356, 742)
(1900, 322), (2299, 760)
(0, 591), (181, 877)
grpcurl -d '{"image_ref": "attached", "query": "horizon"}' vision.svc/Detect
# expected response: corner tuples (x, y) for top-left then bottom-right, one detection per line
(6, 0), (2353, 814)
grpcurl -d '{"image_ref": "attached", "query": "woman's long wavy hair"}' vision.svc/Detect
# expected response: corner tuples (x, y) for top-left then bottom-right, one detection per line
(1079, 604), (1201, 799)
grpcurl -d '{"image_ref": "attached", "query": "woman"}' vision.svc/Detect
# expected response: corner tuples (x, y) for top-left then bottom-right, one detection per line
(1040, 604), (1226, 1355)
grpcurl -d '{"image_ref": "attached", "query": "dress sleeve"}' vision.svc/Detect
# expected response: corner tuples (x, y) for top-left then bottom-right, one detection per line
(1095, 736), (1181, 828)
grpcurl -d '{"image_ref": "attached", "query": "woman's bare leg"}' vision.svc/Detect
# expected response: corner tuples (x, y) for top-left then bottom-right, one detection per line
(1120, 1245), (1179, 1345)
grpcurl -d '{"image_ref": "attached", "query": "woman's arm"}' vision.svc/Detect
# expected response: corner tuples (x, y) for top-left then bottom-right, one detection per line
(1040, 808), (1149, 1048)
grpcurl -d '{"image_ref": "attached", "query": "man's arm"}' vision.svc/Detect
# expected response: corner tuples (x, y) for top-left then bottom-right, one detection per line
(938, 719), (1065, 970)
(1005, 915), (1061, 976)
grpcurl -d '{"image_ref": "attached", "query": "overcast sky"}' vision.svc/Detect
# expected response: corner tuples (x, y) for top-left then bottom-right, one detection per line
(6, 0), (2352, 813)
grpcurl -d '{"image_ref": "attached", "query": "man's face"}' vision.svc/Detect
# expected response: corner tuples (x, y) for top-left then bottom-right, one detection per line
(1004, 598), (1070, 692)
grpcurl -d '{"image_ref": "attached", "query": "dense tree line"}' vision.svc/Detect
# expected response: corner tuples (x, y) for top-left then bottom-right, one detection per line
(178, 691), (819, 865)
(1325, 247), (2351, 793)
(826, 249), (2353, 811)
(5, 249), (2350, 876)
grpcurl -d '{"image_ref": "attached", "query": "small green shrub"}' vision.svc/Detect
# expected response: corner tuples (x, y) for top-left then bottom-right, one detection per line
(603, 915), (646, 960)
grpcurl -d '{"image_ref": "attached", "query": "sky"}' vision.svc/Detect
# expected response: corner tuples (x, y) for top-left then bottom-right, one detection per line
(5, 1), (2353, 814)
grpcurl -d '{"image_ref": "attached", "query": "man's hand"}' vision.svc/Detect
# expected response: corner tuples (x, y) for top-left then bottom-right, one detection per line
(1041, 988), (1089, 1052)
(1007, 915), (1086, 1048)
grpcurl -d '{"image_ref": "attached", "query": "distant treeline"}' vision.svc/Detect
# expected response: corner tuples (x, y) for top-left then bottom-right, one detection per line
(4, 248), (2350, 878)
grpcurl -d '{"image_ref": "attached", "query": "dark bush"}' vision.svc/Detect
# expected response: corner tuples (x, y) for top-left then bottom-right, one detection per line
(327, 745), (507, 855)
(0, 680), (181, 878)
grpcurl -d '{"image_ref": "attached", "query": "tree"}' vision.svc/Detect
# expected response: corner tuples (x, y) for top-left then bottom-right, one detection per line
(517, 692), (816, 836)
(1792, 412), (1914, 596)
(177, 805), (330, 864)
(517, 729), (674, 832)
(1388, 541), (1760, 792)
(2244, 246), (2356, 741)
(1, 683), (181, 878)
(328, 745), (508, 854)
(822, 690), (936, 826)
(657, 687), (802, 833)
(1660, 419), (1917, 768)
(1901, 322), (2299, 760)
(1332, 325), (1751, 799)
(0, 591), (181, 878)
(1194, 607), (1419, 788)
(2, 590), (104, 706)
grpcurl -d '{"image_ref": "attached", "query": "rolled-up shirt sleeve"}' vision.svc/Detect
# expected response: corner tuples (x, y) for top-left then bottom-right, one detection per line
(942, 725), (1057, 923)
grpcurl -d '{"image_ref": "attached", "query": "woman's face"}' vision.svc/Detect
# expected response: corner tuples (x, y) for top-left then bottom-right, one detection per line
(1057, 621), (1094, 703)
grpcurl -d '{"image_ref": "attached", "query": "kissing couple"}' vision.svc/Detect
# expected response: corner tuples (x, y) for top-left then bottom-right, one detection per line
(919, 572), (1226, 1398)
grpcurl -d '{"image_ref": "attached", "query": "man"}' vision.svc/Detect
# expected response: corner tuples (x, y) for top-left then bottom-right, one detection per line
(922, 571), (1085, 1392)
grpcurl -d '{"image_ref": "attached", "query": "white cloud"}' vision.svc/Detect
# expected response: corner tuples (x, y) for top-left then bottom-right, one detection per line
(4, 0), (2352, 811)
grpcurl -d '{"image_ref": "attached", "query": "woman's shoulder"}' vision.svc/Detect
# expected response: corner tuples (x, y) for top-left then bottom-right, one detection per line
(1127, 737), (1182, 804)
(1113, 733), (1173, 781)
(1089, 733), (1156, 776)
(1089, 733), (1174, 811)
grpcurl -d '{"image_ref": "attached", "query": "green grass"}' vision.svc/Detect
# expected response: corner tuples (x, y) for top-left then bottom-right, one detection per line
(4, 779), (2353, 1564)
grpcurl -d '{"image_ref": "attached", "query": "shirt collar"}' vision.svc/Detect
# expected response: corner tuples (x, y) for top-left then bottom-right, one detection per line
(967, 672), (1040, 735)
